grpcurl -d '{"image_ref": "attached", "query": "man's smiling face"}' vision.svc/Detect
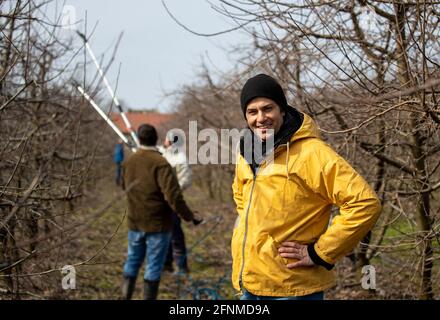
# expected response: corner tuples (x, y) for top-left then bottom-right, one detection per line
(245, 97), (284, 140)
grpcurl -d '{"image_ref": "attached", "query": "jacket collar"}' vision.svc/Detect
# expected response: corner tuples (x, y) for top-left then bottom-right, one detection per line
(138, 145), (159, 152)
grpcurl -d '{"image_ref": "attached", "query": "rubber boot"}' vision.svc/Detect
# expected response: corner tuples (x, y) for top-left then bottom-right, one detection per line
(143, 279), (160, 300)
(121, 276), (136, 300)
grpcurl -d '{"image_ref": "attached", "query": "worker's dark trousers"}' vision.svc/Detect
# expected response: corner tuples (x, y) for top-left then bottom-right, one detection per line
(164, 213), (188, 272)
(115, 163), (122, 186)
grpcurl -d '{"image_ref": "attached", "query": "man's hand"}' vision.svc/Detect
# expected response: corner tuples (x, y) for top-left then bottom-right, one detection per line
(192, 212), (203, 226)
(278, 242), (315, 268)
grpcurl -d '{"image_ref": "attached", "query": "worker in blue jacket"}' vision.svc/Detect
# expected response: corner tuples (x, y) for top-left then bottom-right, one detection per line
(114, 139), (125, 186)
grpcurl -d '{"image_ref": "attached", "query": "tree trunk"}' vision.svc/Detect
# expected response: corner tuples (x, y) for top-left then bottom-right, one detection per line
(394, 3), (433, 300)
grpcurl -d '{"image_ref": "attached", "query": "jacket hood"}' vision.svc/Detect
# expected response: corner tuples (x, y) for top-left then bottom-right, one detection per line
(289, 111), (320, 143)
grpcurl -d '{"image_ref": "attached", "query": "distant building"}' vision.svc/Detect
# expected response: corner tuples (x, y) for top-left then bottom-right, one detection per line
(110, 111), (175, 135)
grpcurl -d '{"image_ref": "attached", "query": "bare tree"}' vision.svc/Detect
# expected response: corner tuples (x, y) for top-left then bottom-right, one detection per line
(0, 0), (122, 299)
(166, 0), (440, 299)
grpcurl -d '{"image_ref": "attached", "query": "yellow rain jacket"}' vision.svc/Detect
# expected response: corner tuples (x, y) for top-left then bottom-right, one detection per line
(232, 112), (382, 297)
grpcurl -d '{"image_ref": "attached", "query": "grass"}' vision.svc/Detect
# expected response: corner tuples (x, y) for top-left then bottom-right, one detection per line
(62, 173), (237, 300)
(56, 173), (439, 300)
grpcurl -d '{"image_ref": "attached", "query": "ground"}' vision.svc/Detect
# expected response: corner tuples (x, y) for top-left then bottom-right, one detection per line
(63, 173), (398, 300)
(65, 174), (236, 300)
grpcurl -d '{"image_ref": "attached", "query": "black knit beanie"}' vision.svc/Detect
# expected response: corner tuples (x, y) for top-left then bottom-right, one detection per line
(240, 74), (288, 116)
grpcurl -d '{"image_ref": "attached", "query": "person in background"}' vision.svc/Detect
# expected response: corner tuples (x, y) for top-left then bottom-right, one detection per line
(121, 124), (201, 300)
(114, 139), (124, 186)
(158, 130), (192, 274)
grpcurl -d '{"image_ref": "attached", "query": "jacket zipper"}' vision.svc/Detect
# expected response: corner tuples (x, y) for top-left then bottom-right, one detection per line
(237, 144), (288, 292)
(238, 173), (256, 292)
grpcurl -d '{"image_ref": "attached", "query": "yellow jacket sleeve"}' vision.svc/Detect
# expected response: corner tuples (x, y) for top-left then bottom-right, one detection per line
(311, 143), (382, 266)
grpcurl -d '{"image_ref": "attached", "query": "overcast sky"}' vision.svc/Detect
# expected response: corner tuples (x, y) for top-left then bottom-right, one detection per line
(54, 0), (247, 112)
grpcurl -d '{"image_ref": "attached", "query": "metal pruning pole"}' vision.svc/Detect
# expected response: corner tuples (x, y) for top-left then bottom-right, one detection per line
(77, 85), (136, 150)
(77, 31), (140, 148)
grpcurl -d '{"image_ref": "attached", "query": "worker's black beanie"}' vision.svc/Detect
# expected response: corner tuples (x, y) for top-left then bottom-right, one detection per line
(240, 74), (288, 116)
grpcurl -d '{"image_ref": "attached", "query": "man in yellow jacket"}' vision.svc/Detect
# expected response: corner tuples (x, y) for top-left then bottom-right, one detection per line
(232, 74), (382, 300)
